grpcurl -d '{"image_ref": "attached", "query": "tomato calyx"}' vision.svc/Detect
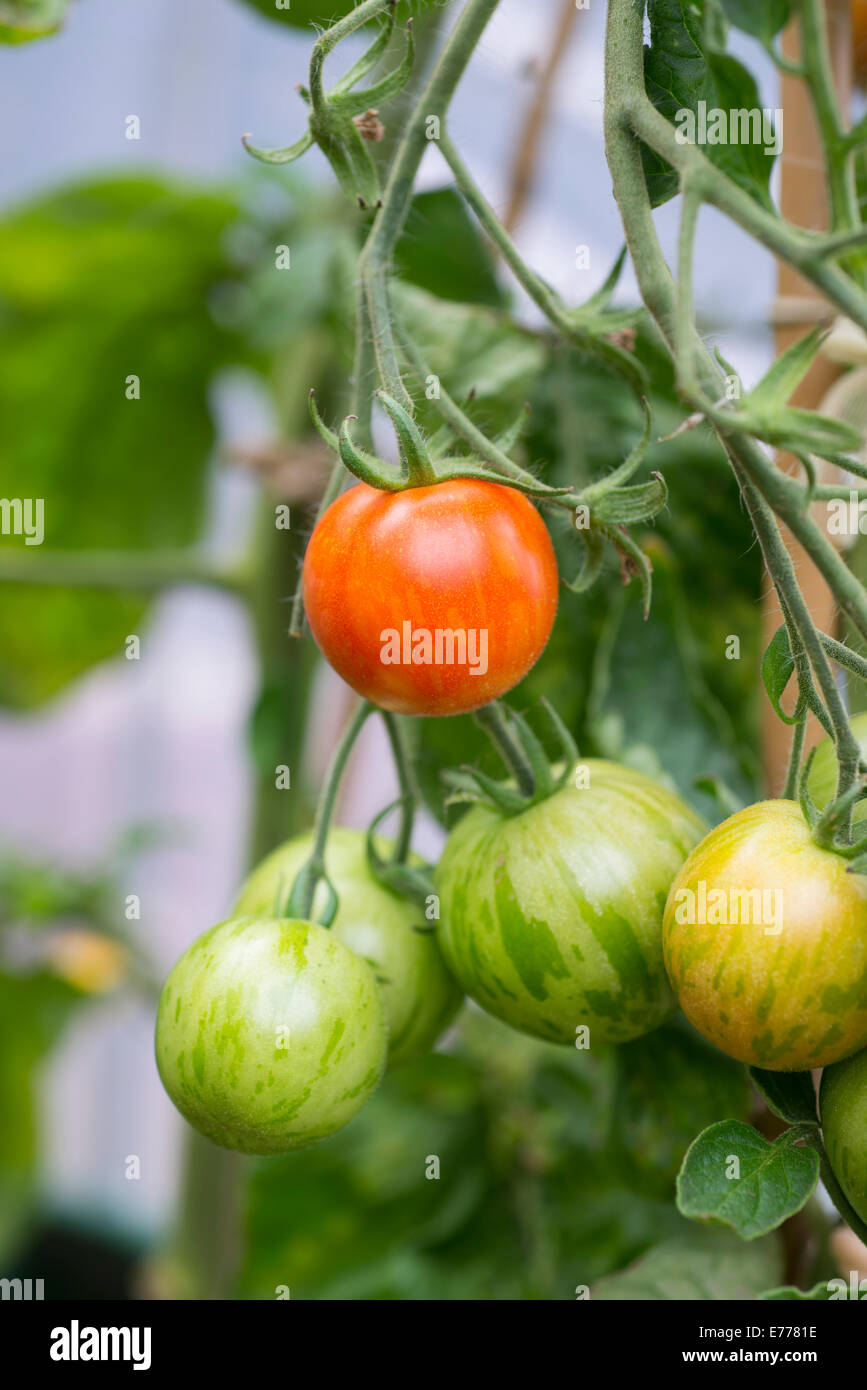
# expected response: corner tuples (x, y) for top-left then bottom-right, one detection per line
(242, 2), (413, 212)
(798, 747), (867, 870)
(310, 386), (571, 500)
(443, 698), (578, 817)
(365, 796), (435, 907)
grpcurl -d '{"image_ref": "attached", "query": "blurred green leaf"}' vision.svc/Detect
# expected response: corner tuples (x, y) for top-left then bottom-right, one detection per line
(0, 178), (245, 706)
(239, 1013), (689, 1299)
(394, 189), (505, 309)
(0, 0), (67, 42)
(395, 285), (544, 434)
(592, 1229), (782, 1300)
(608, 1023), (751, 1197)
(587, 548), (756, 821)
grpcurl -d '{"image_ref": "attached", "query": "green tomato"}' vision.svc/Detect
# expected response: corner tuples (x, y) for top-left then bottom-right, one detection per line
(821, 1047), (867, 1226)
(434, 760), (706, 1045)
(807, 711), (867, 827)
(234, 828), (462, 1067)
(664, 800), (867, 1071)
(0, 0), (67, 43)
(155, 915), (387, 1155)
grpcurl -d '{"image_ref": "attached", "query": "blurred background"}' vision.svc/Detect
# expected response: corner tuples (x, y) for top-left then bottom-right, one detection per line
(0, 0), (795, 1299)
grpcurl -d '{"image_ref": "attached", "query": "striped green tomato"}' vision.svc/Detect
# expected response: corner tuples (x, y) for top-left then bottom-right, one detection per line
(234, 828), (462, 1066)
(808, 711), (867, 828)
(155, 915), (387, 1154)
(663, 800), (867, 1071)
(820, 1046), (867, 1226)
(434, 760), (706, 1045)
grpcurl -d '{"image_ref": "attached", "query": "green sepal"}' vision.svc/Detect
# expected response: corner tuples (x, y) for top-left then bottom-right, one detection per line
(329, 19), (414, 118)
(374, 389), (436, 484)
(441, 767), (528, 817)
(241, 129), (315, 165)
(308, 388), (340, 452)
(339, 415), (404, 489)
(492, 402), (531, 457)
(364, 803), (434, 909)
(329, 9), (396, 96)
(563, 528), (606, 594)
(590, 472), (668, 526)
(608, 526), (653, 618)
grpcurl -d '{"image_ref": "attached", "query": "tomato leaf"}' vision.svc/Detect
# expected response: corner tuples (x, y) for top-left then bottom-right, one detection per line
(761, 624), (797, 725)
(720, 0), (795, 42)
(677, 1120), (819, 1239)
(592, 1229), (782, 1300)
(760, 1281), (835, 1301)
(642, 0), (778, 209)
(747, 1067), (819, 1126)
(394, 189), (506, 309)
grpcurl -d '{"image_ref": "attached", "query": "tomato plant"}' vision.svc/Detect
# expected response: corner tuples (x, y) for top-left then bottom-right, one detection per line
(302, 478), (559, 716)
(234, 827), (462, 1066)
(664, 800), (867, 1071)
(436, 759), (705, 1044)
(821, 1045), (867, 1226)
(12, 0), (867, 1308)
(155, 915), (387, 1155)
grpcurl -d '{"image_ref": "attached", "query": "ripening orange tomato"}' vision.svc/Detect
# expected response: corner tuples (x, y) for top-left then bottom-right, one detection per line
(301, 478), (559, 717)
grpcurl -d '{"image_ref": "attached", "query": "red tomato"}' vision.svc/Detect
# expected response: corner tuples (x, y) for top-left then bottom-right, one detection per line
(302, 478), (559, 716)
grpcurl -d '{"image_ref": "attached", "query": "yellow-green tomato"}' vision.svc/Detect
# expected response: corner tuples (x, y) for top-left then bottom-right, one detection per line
(435, 760), (706, 1045)
(807, 711), (867, 828)
(664, 800), (867, 1071)
(155, 915), (387, 1155)
(235, 829), (462, 1067)
(820, 1046), (867, 1226)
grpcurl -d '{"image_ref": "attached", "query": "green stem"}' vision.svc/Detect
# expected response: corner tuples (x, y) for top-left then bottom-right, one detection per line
(675, 181), (702, 397)
(474, 702), (536, 799)
(358, 0), (502, 408)
(805, 1133), (867, 1248)
(0, 549), (248, 593)
(286, 699), (374, 923)
(783, 714), (807, 801)
(289, 0), (499, 628)
(436, 128), (644, 388)
(797, 0), (859, 233)
(381, 710), (417, 864)
(438, 130), (576, 334)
